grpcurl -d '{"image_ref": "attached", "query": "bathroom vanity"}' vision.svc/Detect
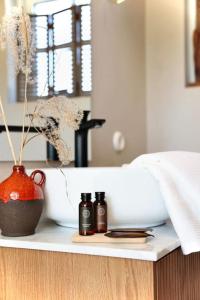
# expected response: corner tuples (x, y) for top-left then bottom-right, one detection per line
(0, 221), (199, 300)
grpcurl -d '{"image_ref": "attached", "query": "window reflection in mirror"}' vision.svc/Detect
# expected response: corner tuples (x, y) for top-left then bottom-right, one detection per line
(17, 0), (92, 102)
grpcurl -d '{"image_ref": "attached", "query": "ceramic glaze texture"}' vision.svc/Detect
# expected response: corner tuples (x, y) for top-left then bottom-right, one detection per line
(37, 167), (169, 228)
(0, 166), (45, 203)
(0, 166), (46, 237)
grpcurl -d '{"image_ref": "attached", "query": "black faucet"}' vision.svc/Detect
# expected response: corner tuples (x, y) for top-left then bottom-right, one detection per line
(75, 111), (106, 167)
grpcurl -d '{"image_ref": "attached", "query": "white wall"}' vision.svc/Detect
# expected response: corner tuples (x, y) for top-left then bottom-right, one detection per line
(146, 0), (200, 153)
(92, 0), (146, 166)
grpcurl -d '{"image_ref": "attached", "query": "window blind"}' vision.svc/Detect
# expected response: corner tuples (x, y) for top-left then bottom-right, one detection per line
(17, 3), (92, 102)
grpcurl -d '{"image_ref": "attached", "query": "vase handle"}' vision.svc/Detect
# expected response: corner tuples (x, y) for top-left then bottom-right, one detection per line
(30, 170), (46, 187)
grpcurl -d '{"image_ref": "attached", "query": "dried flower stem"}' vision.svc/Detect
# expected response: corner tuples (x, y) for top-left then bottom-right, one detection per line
(19, 69), (28, 164)
(23, 133), (41, 147)
(19, 6), (30, 165)
(21, 66), (55, 152)
(22, 112), (34, 147)
(0, 97), (17, 164)
(26, 124), (64, 155)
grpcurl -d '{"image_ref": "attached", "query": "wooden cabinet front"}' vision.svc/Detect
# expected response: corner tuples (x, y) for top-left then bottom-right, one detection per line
(0, 247), (199, 300)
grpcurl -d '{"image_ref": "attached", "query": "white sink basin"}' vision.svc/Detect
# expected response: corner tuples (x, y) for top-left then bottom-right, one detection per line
(34, 167), (169, 228)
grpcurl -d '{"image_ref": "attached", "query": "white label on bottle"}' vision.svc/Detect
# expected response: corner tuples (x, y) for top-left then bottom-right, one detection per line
(98, 207), (105, 216)
(82, 209), (90, 218)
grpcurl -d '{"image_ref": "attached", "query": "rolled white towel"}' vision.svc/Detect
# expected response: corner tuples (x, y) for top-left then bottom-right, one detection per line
(128, 151), (200, 255)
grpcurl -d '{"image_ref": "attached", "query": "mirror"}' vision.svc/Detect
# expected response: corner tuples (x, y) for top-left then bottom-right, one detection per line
(0, 1), (200, 167)
(0, 0), (91, 162)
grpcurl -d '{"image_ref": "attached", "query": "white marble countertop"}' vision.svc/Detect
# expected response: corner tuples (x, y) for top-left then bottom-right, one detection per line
(0, 220), (181, 261)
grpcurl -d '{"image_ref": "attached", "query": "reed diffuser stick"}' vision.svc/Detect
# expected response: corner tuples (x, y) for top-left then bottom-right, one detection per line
(0, 97), (17, 164)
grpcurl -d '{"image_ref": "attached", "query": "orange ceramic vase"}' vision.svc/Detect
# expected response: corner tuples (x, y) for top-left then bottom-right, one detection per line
(0, 165), (46, 237)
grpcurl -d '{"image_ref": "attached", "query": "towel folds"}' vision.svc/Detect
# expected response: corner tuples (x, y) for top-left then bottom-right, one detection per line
(128, 151), (200, 254)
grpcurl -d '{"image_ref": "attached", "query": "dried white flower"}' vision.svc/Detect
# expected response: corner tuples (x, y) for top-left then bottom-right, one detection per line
(27, 96), (83, 165)
(54, 139), (72, 165)
(35, 96), (83, 130)
(0, 5), (35, 81)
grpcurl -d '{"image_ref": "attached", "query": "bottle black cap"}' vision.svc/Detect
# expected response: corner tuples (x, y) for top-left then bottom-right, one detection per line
(81, 193), (91, 201)
(95, 192), (105, 200)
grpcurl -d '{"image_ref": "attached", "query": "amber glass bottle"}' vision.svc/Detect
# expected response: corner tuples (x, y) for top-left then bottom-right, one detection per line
(79, 193), (94, 236)
(94, 192), (107, 233)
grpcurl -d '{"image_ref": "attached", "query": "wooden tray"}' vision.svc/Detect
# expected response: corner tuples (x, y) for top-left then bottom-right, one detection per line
(72, 233), (147, 244)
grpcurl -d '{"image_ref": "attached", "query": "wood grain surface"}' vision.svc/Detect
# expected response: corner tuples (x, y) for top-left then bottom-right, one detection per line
(72, 232), (147, 244)
(0, 247), (154, 300)
(1, 246), (200, 300)
(154, 248), (200, 300)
